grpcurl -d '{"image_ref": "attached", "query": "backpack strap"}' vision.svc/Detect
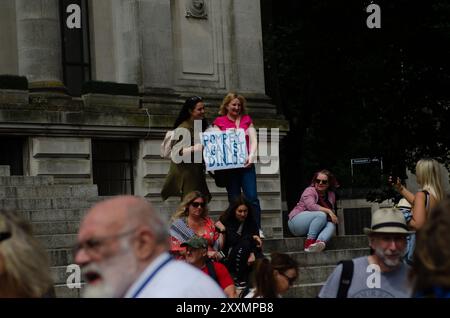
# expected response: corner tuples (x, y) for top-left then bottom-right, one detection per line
(336, 260), (354, 298)
(205, 259), (220, 285)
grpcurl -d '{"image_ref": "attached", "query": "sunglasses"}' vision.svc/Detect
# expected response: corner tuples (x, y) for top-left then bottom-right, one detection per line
(315, 178), (328, 185)
(188, 96), (203, 103)
(0, 231), (11, 242)
(279, 272), (297, 286)
(191, 202), (206, 208)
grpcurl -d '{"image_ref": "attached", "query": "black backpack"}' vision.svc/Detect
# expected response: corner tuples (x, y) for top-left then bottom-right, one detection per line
(336, 260), (354, 298)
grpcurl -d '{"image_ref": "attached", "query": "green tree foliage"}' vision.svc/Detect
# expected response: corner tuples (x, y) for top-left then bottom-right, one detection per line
(262, 0), (450, 205)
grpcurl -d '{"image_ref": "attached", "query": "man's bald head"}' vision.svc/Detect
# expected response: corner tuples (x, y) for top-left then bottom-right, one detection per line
(75, 196), (169, 298)
(80, 196), (168, 244)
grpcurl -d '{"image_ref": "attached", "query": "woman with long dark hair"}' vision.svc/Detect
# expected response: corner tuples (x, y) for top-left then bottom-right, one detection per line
(245, 252), (298, 298)
(161, 96), (211, 201)
(288, 169), (339, 253)
(216, 195), (263, 287)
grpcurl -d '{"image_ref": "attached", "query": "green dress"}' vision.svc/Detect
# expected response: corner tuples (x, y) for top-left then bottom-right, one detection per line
(161, 119), (211, 201)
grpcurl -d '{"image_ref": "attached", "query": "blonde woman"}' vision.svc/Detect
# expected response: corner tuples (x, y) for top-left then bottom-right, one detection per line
(0, 210), (54, 298)
(212, 93), (263, 236)
(391, 158), (445, 230)
(169, 191), (223, 260)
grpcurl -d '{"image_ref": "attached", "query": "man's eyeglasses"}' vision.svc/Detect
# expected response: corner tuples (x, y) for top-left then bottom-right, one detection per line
(279, 272), (297, 286)
(315, 178), (328, 185)
(0, 232), (11, 242)
(191, 202), (206, 208)
(72, 228), (137, 258)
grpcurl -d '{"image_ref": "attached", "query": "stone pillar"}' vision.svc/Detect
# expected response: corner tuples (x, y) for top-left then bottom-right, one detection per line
(15, 0), (65, 91)
(112, 0), (142, 85)
(0, 0), (18, 75)
(139, 0), (174, 90)
(230, 0), (265, 94)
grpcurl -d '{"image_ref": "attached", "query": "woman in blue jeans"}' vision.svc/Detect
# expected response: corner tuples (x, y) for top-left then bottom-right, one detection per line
(213, 93), (263, 236)
(288, 169), (339, 252)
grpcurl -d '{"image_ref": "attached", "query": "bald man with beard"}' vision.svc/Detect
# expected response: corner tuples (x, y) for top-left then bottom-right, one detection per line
(75, 195), (225, 298)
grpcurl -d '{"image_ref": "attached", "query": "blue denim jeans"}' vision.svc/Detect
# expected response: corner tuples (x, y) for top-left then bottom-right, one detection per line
(226, 165), (262, 229)
(288, 211), (335, 242)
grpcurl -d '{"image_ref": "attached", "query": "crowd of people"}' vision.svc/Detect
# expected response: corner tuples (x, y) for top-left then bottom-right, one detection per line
(1, 92), (449, 299)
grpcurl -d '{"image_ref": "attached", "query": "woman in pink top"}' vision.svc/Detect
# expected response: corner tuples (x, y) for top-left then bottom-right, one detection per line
(212, 93), (263, 236)
(287, 169), (339, 252)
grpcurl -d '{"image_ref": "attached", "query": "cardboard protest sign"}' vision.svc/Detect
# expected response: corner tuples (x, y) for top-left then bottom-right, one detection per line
(202, 129), (247, 171)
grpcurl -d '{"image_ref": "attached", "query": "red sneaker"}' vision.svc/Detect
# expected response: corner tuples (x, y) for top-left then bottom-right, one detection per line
(308, 240), (326, 253)
(304, 238), (316, 252)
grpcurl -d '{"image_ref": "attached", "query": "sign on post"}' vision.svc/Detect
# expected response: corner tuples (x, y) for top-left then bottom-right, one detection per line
(202, 129), (247, 171)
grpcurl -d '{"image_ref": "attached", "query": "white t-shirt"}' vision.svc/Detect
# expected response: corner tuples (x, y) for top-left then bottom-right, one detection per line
(124, 252), (225, 298)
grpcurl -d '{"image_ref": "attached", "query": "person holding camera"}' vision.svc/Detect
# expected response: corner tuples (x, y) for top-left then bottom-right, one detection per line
(390, 158), (445, 231)
(288, 169), (339, 253)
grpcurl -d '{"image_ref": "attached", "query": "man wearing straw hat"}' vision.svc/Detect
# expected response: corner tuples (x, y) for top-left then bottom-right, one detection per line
(318, 208), (414, 298)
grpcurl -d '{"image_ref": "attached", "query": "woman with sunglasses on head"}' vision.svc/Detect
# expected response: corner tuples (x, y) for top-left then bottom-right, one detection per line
(169, 191), (223, 260)
(244, 252), (298, 298)
(161, 96), (211, 202)
(212, 93), (263, 237)
(288, 169), (339, 253)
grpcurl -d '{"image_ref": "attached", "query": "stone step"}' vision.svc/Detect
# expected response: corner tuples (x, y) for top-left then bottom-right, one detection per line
(38, 234), (77, 249)
(297, 265), (336, 285)
(263, 235), (367, 253)
(47, 248), (74, 267)
(149, 195), (281, 216)
(0, 175), (54, 186)
(285, 282), (324, 298)
(16, 209), (88, 222)
(54, 284), (82, 298)
(0, 165), (10, 176)
(32, 221), (80, 235)
(0, 184), (98, 199)
(51, 266), (84, 285)
(283, 248), (369, 267)
(143, 176), (281, 195)
(0, 197), (97, 211)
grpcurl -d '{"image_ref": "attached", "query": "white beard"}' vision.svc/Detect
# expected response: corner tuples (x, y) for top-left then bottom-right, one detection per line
(82, 241), (139, 298)
(374, 246), (407, 268)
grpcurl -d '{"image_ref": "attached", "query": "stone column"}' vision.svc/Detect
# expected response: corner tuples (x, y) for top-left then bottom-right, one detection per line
(230, 0), (265, 94)
(112, 0), (142, 85)
(138, 0), (174, 91)
(15, 0), (65, 91)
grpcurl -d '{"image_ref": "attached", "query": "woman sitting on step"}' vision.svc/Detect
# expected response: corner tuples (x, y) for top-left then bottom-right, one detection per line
(169, 191), (224, 260)
(287, 169), (339, 253)
(215, 195), (263, 288)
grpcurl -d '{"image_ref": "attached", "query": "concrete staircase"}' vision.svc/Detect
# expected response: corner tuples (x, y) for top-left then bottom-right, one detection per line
(0, 165), (98, 298)
(1, 164), (370, 298)
(264, 235), (370, 297)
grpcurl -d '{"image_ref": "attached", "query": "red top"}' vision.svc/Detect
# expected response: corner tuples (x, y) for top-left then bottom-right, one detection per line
(201, 262), (234, 290)
(170, 217), (219, 259)
(213, 115), (253, 154)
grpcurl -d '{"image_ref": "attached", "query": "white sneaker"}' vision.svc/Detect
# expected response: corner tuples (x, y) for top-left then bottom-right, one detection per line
(307, 240), (326, 253)
(259, 229), (265, 239)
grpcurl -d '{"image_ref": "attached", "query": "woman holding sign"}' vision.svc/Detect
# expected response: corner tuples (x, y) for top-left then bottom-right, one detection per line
(212, 93), (263, 237)
(161, 96), (211, 202)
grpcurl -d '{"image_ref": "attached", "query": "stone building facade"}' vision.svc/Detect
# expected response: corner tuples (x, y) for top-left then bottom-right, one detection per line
(0, 0), (288, 237)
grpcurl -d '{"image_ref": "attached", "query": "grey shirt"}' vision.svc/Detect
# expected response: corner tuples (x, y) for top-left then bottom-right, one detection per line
(319, 256), (412, 298)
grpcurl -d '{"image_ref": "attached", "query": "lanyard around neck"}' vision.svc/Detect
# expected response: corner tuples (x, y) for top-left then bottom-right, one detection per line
(131, 255), (173, 298)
